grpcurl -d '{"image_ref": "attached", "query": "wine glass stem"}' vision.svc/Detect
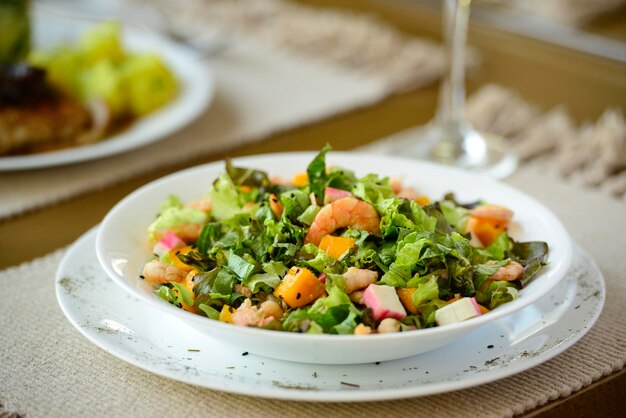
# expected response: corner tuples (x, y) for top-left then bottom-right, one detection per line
(438, 0), (470, 126)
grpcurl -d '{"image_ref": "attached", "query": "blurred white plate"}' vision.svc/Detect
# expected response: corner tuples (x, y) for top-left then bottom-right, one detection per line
(95, 152), (573, 364)
(57, 227), (604, 401)
(0, 11), (214, 171)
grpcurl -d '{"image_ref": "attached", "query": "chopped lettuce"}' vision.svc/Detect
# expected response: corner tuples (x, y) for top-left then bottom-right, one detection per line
(282, 287), (358, 334)
(351, 174), (394, 204)
(306, 144), (332, 203)
(410, 276), (440, 306)
(243, 273), (281, 293)
(147, 206), (207, 242)
(146, 149), (549, 334)
(209, 173), (243, 220)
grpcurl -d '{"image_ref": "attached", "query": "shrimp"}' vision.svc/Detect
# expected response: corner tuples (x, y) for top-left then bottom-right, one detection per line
(390, 178), (403, 194)
(396, 187), (418, 201)
(305, 197), (380, 245)
(471, 204), (513, 222)
(488, 260), (524, 281)
(188, 197), (212, 213)
(343, 267), (378, 294)
(232, 299), (284, 327)
(142, 260), (187, 284)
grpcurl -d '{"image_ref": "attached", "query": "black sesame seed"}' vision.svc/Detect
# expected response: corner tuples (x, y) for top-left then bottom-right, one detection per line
(139, 275), (145, 279)
(242, 352), (249, 356)
(296, 293), (301, 300)
(153, 253), (159, 258)
(487, 345), (494, 349)
(375, 361), (380, 365)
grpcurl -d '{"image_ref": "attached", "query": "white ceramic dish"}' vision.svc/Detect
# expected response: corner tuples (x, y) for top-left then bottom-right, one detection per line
(62, 227), (602, 401)
(96, 152), (573, 364)
(0, 11), (214, 171)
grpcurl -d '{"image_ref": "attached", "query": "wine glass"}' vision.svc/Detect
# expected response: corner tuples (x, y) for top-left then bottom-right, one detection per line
(397, 0), (517, 179)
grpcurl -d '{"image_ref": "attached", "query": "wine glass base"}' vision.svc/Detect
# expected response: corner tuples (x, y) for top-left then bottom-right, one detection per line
(391, 123), (518, 179)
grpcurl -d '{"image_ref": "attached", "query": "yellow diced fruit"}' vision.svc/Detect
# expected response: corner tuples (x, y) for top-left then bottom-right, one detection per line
(292, 172), (308, 187)
(274, 267), (325, 308)
(466, 217), (507, 247)
(219, 305), (234, 323)
(168, 245), (195, 272)
(397, 288), (418, 315)
(318, 235), (355, 260)
(182, 270), (198, 294)
(172, 283), (197, 314)
(415, 195), (431, 206)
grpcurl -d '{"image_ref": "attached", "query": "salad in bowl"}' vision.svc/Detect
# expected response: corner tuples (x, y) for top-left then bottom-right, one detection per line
(143, 146), (548, 335)
(96, 148), (571, 363)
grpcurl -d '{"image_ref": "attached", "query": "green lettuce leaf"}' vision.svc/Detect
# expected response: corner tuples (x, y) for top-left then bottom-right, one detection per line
(351, 174), (394, 204)
(158, 195), (184, 212)
(147, 206), (207, 241)
(243, 273), (282, 293)
(209, 173), (243, 220)
(306, 144), (332, 203)
(511, 241), (549, 286)
(198, 304), (220, 320)
(226, 252), (259, 281)
(410, 276), (439, 306)
(298, 243), (343, 273)
(225, 160), (273, 192)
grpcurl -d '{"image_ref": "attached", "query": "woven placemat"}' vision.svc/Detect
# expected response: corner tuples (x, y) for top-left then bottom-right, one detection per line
(1, 164), (624, 418)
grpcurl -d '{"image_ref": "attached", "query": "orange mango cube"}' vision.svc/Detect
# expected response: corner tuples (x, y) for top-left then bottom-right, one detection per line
(274, 267), (325, 308)
(318, 235), (355, 259)
(219, 305), (234, 323)
(168, 245), (195, 272)
(415, 195), (431, 206)
(292, 172), (308, 187)
(466, 217), (507, 247)
(396, 287), (418, 314)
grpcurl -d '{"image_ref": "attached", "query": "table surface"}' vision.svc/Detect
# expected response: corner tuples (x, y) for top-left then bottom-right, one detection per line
(1, 0), (625, 416)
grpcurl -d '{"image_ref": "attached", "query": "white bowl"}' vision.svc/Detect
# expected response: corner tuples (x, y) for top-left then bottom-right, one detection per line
(96, 152), (573, 364)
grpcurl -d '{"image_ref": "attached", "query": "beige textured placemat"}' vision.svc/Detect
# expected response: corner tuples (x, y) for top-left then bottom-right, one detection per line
(141, 0), (446, 92)
(0, 165), (625, 418)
